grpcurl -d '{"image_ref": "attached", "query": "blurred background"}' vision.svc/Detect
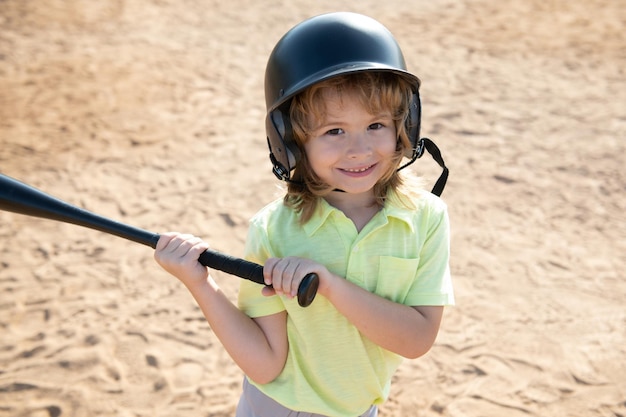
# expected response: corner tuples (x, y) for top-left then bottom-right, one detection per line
(1, 1), (624, 416)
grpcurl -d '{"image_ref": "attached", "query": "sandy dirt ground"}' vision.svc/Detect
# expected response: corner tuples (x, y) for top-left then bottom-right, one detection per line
(1, 0), (625, 416)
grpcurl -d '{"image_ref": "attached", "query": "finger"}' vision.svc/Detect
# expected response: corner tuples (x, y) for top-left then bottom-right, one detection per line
(155, 232), (180, 251)
(187, 239), (210, 260)
(173, 235), (207, 261)
(267, 258), (290, 295)
(271, 258), (301, 297)
(158, 235), (202, 267)
(263, 257), (279, 286)
(261, 286), (277, 297)
(280, 258), (301, 297)
(290, 263), (308, 297)
(154, 233), (182, 265)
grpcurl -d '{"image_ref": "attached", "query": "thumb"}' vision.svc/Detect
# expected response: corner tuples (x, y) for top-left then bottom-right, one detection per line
(261, 286), (276, 298)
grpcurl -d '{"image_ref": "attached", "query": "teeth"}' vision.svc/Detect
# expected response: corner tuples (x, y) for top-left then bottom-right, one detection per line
(345, 166), (371, 172)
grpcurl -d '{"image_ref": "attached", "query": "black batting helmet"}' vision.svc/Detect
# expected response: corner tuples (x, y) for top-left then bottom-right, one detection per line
(264, 12), (423, 181)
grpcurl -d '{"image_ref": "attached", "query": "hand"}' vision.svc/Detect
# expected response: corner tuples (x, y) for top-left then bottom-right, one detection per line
(154, 232), (210, 289)
(262, 257), (328, 298)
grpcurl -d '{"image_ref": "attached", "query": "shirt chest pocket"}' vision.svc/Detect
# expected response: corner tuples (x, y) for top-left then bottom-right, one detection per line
(374, 256), (420, 304)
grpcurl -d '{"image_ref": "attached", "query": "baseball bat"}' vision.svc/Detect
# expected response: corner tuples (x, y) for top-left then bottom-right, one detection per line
(0, 173), (318, 307)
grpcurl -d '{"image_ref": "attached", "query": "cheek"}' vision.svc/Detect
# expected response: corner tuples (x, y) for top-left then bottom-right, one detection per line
(385, 139), (398, 154)
(379, 135), (399, 158)
(303, 141), (328, 174)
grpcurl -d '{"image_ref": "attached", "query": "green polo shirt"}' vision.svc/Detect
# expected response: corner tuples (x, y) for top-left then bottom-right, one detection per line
(238, 189), (454, 417)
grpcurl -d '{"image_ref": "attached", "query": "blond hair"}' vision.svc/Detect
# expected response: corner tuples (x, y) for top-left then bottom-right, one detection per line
(284, 72), (421, 223)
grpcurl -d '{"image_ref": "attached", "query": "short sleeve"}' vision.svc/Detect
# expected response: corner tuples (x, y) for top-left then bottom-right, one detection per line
(404, 197), (455, 306)
(237, 213), (286, 317)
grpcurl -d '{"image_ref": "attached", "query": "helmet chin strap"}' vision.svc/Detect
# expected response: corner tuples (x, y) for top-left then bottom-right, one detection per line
(398, 137), (448, 197)
(420, 138), (449, 197)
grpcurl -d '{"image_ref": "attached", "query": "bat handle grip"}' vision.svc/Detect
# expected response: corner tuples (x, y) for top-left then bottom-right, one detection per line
(194, 246), (318, 307)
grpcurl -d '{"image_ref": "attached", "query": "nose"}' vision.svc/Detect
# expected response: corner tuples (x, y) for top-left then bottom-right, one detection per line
(346, 132), (372, 159)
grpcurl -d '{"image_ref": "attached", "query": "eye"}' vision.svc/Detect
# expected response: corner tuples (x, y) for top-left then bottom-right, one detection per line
(368, 122), (385, 130)
(326, 128), (344, 136)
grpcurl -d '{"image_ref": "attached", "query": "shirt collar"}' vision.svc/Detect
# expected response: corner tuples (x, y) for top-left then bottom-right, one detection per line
(302, 198), (336, 237)
(302, 189), (416, 236)
(382, 189), (417, 233)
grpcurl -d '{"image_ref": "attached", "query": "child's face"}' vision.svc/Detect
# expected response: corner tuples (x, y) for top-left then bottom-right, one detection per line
(304, 89), (397, 196)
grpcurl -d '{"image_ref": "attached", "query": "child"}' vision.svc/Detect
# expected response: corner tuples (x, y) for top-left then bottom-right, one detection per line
(155, 12), (454, 417)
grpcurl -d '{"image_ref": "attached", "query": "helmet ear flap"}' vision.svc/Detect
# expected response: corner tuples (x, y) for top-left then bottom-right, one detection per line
(405, 92), (421, 158)
(266, 110), (299, 181)
(397, 91), (424, 172)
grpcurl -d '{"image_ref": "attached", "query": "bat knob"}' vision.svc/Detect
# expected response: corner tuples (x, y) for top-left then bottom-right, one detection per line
(297, 273), (319, 307)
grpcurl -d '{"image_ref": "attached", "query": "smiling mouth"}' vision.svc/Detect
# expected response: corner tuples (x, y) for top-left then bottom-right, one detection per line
(341, 164), (375, 173)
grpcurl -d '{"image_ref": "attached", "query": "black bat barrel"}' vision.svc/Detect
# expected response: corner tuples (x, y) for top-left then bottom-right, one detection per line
(0, 174), (159, 247)
(0, 173), (318, 307)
